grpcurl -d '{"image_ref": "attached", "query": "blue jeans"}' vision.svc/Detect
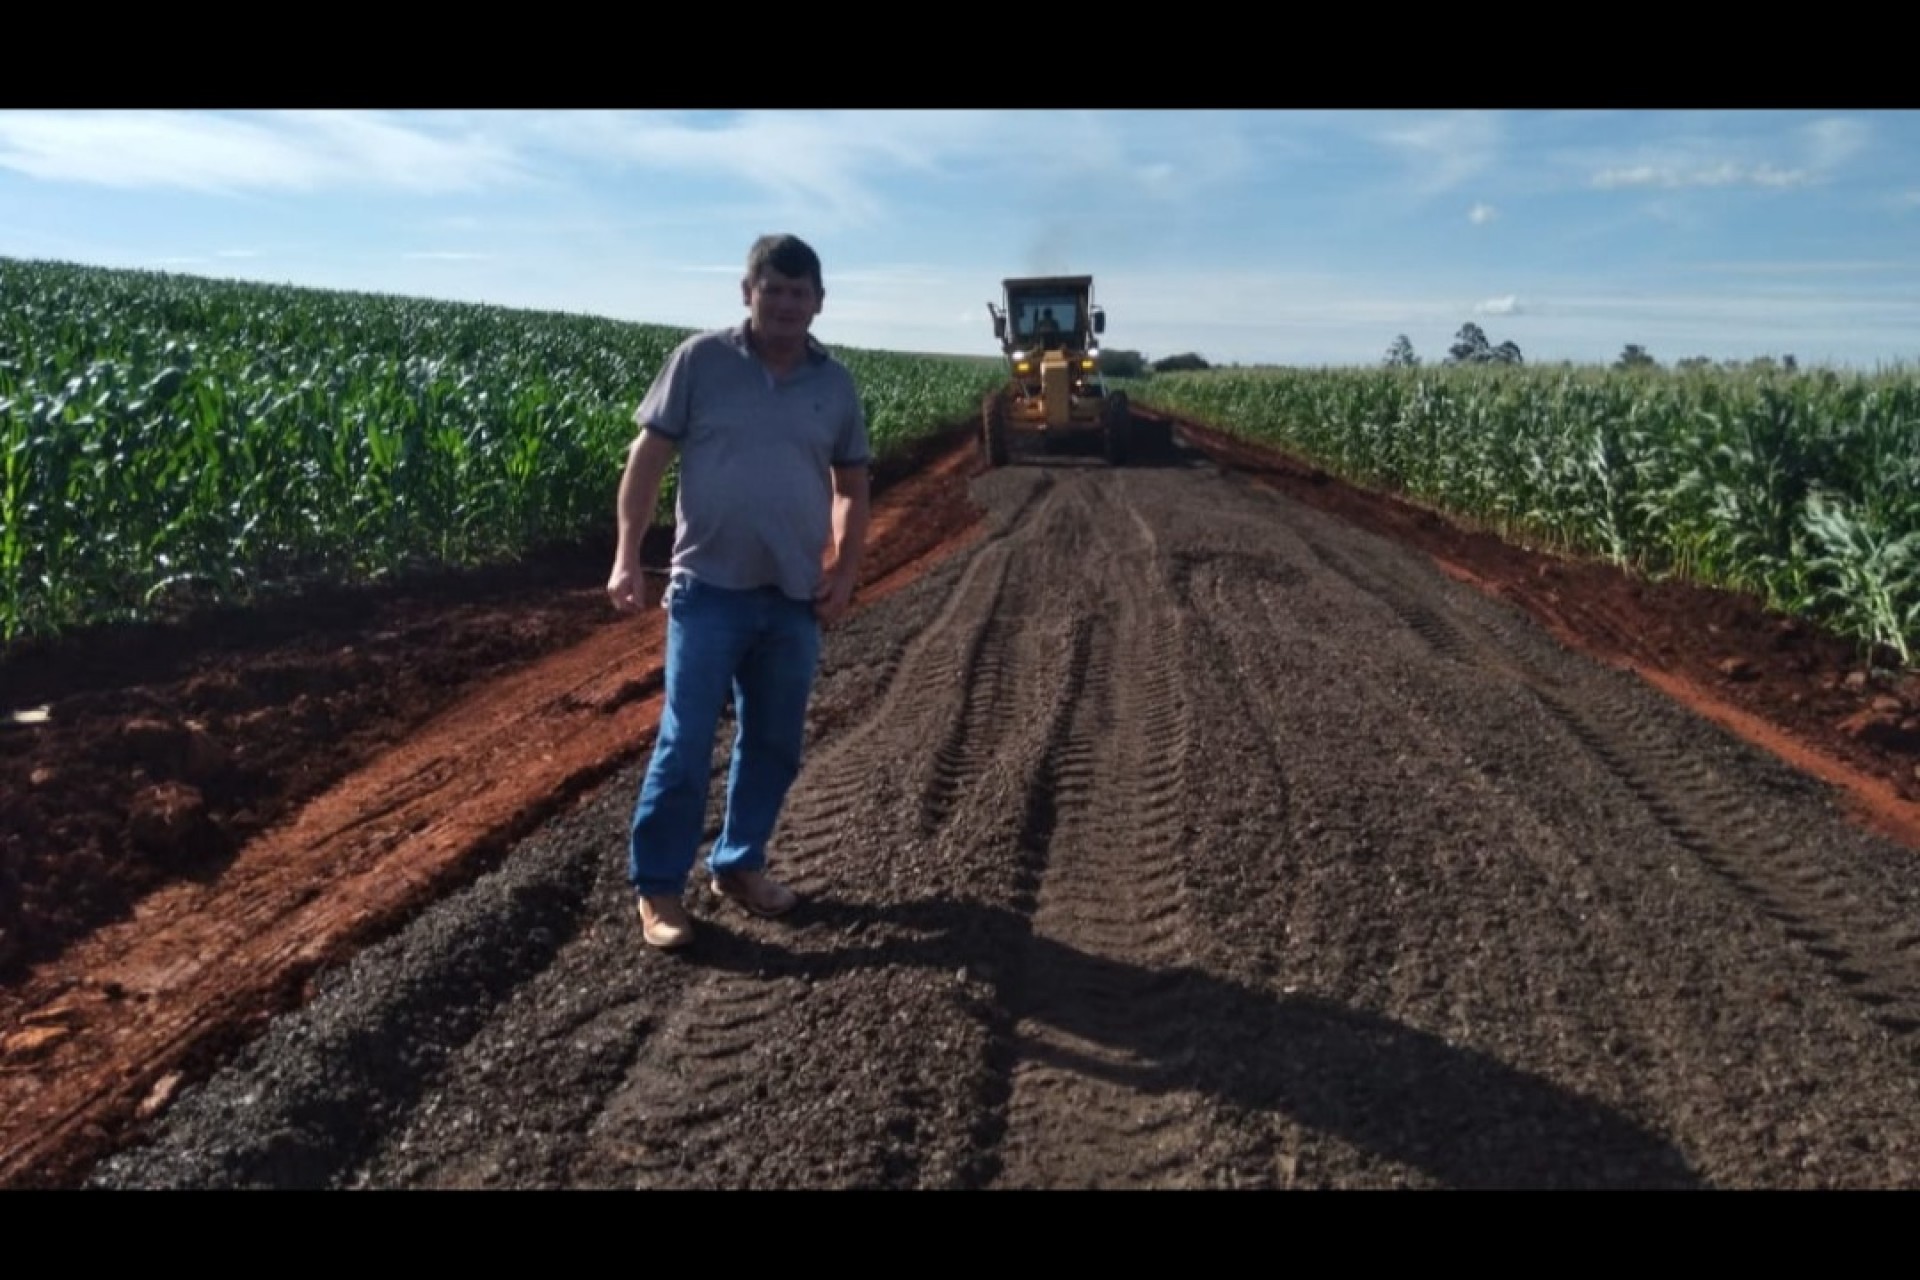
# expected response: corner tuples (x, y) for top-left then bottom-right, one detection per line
(628, 574), (822, 898)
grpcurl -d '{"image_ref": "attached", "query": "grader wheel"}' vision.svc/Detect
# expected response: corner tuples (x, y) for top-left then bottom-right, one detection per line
(1102, 391), (1132, 467)
(981, 392), (1010, 467)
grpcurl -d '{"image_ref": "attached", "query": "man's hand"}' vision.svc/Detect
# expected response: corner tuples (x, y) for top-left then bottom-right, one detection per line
(608, 565), (646, 614)
(610, 429), (677, 616)
(813, 563), (857, 626)
(815, 462), (868, 628)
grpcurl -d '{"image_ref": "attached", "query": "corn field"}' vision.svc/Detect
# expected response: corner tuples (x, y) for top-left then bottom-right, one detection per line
(1141, 365), (1920, 666)
(0, 259), (999, 644)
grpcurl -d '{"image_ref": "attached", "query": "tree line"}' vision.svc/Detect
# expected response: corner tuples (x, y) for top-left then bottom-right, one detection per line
(1385, 323), (1521, 367)
(1099, 327), (1806, 376)
(1386, 328), (1803, 373)
(1096, 349), (1210, 377)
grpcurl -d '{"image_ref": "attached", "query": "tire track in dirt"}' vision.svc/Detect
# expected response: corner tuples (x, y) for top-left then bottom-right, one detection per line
(1236, 487), (1920, 1181)
(1279, 496), (1920, 1053)
(1532, 685), (1920, 1043)
(561, 470), (1257, 1188)
(1212, 509), (1710, 1178)
(990, 478), (1217, 1189)
(786, 469), (1058, 862)
(1147, 475), (1796, 1186)
(81, 437), (1920, 1189)
(910, 536), (1022, 839)
(588, 965), (800, 1189)
(537, 470), (1093, 1189)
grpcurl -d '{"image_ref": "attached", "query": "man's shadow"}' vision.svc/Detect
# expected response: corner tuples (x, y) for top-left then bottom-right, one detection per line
(692, 894), (1701, 1189)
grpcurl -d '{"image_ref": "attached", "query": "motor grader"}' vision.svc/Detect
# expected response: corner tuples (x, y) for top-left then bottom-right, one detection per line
(982, 275), (1131, 466)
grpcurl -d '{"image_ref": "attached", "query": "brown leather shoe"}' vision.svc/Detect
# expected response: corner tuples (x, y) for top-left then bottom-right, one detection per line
(710, 869), (798, 919)
(636, 894), (694, 950)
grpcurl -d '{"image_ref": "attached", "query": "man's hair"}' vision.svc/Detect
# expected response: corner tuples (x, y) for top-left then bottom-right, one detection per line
(745, 234), (823, 293)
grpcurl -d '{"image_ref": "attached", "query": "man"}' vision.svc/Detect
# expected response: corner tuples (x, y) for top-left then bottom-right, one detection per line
(1035, 306), (1064, 351)
(607, 234), (870, 951)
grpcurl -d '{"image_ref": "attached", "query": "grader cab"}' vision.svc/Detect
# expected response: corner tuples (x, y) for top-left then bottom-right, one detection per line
(983, 275), (1131, 466)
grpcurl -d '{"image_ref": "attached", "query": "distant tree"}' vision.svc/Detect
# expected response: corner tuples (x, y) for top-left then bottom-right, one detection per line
(1099, 348), (1148, 378)
(1677, 355), (1713, 372)
(1615, 343), (1657, 370)
(1152, 352), (1211, 373)
(1383, 334), (1419, 368)
(1447, 323), (1491, 365)
(1444, 322), (1524, 366)
(1783, 353), (1798, 373)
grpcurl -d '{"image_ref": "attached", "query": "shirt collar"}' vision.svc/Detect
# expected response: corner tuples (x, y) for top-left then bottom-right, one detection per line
(730, 322), (829, 364)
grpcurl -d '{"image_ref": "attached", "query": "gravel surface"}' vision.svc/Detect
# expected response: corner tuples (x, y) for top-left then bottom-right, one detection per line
(90, 442), (1920, 1189)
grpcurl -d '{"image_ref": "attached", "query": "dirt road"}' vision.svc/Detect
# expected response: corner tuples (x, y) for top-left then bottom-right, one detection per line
(82, 430), (1920, 1188)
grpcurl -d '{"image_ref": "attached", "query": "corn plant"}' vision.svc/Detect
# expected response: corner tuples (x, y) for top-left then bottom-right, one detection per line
(1141, 361), (1920, 664)
(0, 258), (999, 643)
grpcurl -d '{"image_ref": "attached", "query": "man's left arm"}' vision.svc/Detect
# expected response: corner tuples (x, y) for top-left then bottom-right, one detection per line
(815, 462), (869, 626)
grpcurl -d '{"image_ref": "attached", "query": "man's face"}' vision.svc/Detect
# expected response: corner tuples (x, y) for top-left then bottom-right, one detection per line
(743, 267), (823, 345)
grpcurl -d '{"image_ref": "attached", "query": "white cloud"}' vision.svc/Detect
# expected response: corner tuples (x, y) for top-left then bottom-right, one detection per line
(1750, 164), (1813, 188)
(1592, 165), (1659, 189)
(1135, 161), (1179, 193)
(0, 109), (1267, 251)
(1685, 258), (1916, 276)
(280, 111), (531, 193)
(1373, 112), (1502, 196)
(511, 110), (1009, 229)
(1801, 116), (1870, 169)
(1475, 295), (1521, 315)
(1583, 117), (1868, 195)
(516, 109), (1256, 228)
(1593, 162), (1812, 190)
(0, 110), (530, 195)
(1469, 202), (1498, 225)
(830, 264), (951, 289)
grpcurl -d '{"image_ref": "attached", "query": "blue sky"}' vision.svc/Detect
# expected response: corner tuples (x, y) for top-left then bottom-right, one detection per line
(3, 109), (1917, 370)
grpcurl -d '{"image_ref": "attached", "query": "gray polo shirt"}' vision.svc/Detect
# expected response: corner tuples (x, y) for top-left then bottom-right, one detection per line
(636, 325), (869, 604)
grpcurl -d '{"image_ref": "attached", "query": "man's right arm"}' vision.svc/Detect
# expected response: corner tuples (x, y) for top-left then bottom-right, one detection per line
(607, 428), (678, 613)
